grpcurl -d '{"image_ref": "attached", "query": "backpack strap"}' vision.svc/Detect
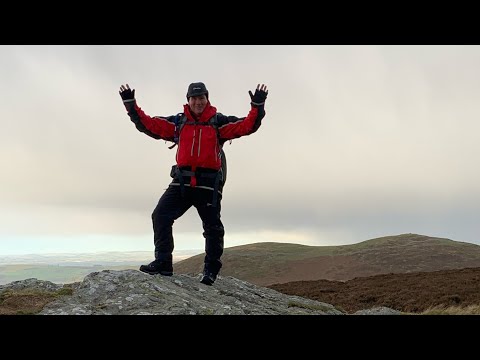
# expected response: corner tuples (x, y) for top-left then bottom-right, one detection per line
(209, 114), (227, 184)
(209, 114), (221, 144)
(168, 113), (186, 149)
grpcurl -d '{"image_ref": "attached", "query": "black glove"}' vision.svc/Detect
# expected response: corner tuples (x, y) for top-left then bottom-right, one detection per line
(119, 84), (135, 103)
(249, 86), (268, 106)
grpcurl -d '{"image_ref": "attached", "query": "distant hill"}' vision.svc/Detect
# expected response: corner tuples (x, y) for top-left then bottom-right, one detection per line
(174, 233), (480, 286)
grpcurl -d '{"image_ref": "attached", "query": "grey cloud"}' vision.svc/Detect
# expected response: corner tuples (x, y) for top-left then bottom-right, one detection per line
(1, 45), (480, 254)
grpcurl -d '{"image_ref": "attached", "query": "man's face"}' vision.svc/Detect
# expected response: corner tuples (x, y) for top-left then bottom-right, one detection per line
(188, 95), (208, 116)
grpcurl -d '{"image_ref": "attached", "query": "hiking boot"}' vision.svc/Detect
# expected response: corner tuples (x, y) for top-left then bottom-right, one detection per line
(200, 269), (218, 286)
(139, 260), (173, 276)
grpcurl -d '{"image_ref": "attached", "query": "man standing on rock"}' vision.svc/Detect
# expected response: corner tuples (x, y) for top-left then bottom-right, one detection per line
(119, 81), (268, 285)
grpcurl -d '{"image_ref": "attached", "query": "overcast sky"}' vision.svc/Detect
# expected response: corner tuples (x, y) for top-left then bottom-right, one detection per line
(1, 45), (479, 256)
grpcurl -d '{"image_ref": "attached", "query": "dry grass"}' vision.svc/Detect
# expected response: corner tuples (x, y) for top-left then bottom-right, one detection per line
(269, 267), (480, 314)
(421, 304), (480, 315)
(0, 288), (73, 315)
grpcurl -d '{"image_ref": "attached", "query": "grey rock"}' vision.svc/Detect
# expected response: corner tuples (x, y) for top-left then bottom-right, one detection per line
(353, 306), (403, 315)
(1, 271), (405, 315)
(0, 278), (63, 293)
(32, 269), (345, 315)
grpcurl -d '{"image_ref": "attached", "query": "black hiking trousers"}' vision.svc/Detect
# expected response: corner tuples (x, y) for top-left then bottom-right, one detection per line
(151, 184), (224, 273)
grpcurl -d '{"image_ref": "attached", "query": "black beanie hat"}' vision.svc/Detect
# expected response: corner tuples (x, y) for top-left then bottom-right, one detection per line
(186, 82), (209, 99)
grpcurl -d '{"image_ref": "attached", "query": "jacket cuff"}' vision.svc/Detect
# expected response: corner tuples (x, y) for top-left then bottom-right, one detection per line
(123, 100), (136, 112)
(250, 102), (265, 110)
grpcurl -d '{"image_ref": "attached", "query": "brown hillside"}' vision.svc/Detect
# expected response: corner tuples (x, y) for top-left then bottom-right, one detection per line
(268, 267), (480, 314)
(174, 233), (480, 286)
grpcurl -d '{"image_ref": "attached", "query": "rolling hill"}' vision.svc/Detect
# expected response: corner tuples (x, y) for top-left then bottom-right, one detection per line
(174, 233), (480, 286)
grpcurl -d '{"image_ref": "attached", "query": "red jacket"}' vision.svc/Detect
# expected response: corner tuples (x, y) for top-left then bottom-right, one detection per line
(125, 101), (265, 186)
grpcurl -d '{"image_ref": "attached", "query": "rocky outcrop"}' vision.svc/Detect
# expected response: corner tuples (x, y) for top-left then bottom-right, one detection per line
(16, 270), (342, 315)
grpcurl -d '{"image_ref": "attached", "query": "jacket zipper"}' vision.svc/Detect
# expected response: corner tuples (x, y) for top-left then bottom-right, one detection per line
(197, 128), (202, 157)
(190, 129), (196, 156)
